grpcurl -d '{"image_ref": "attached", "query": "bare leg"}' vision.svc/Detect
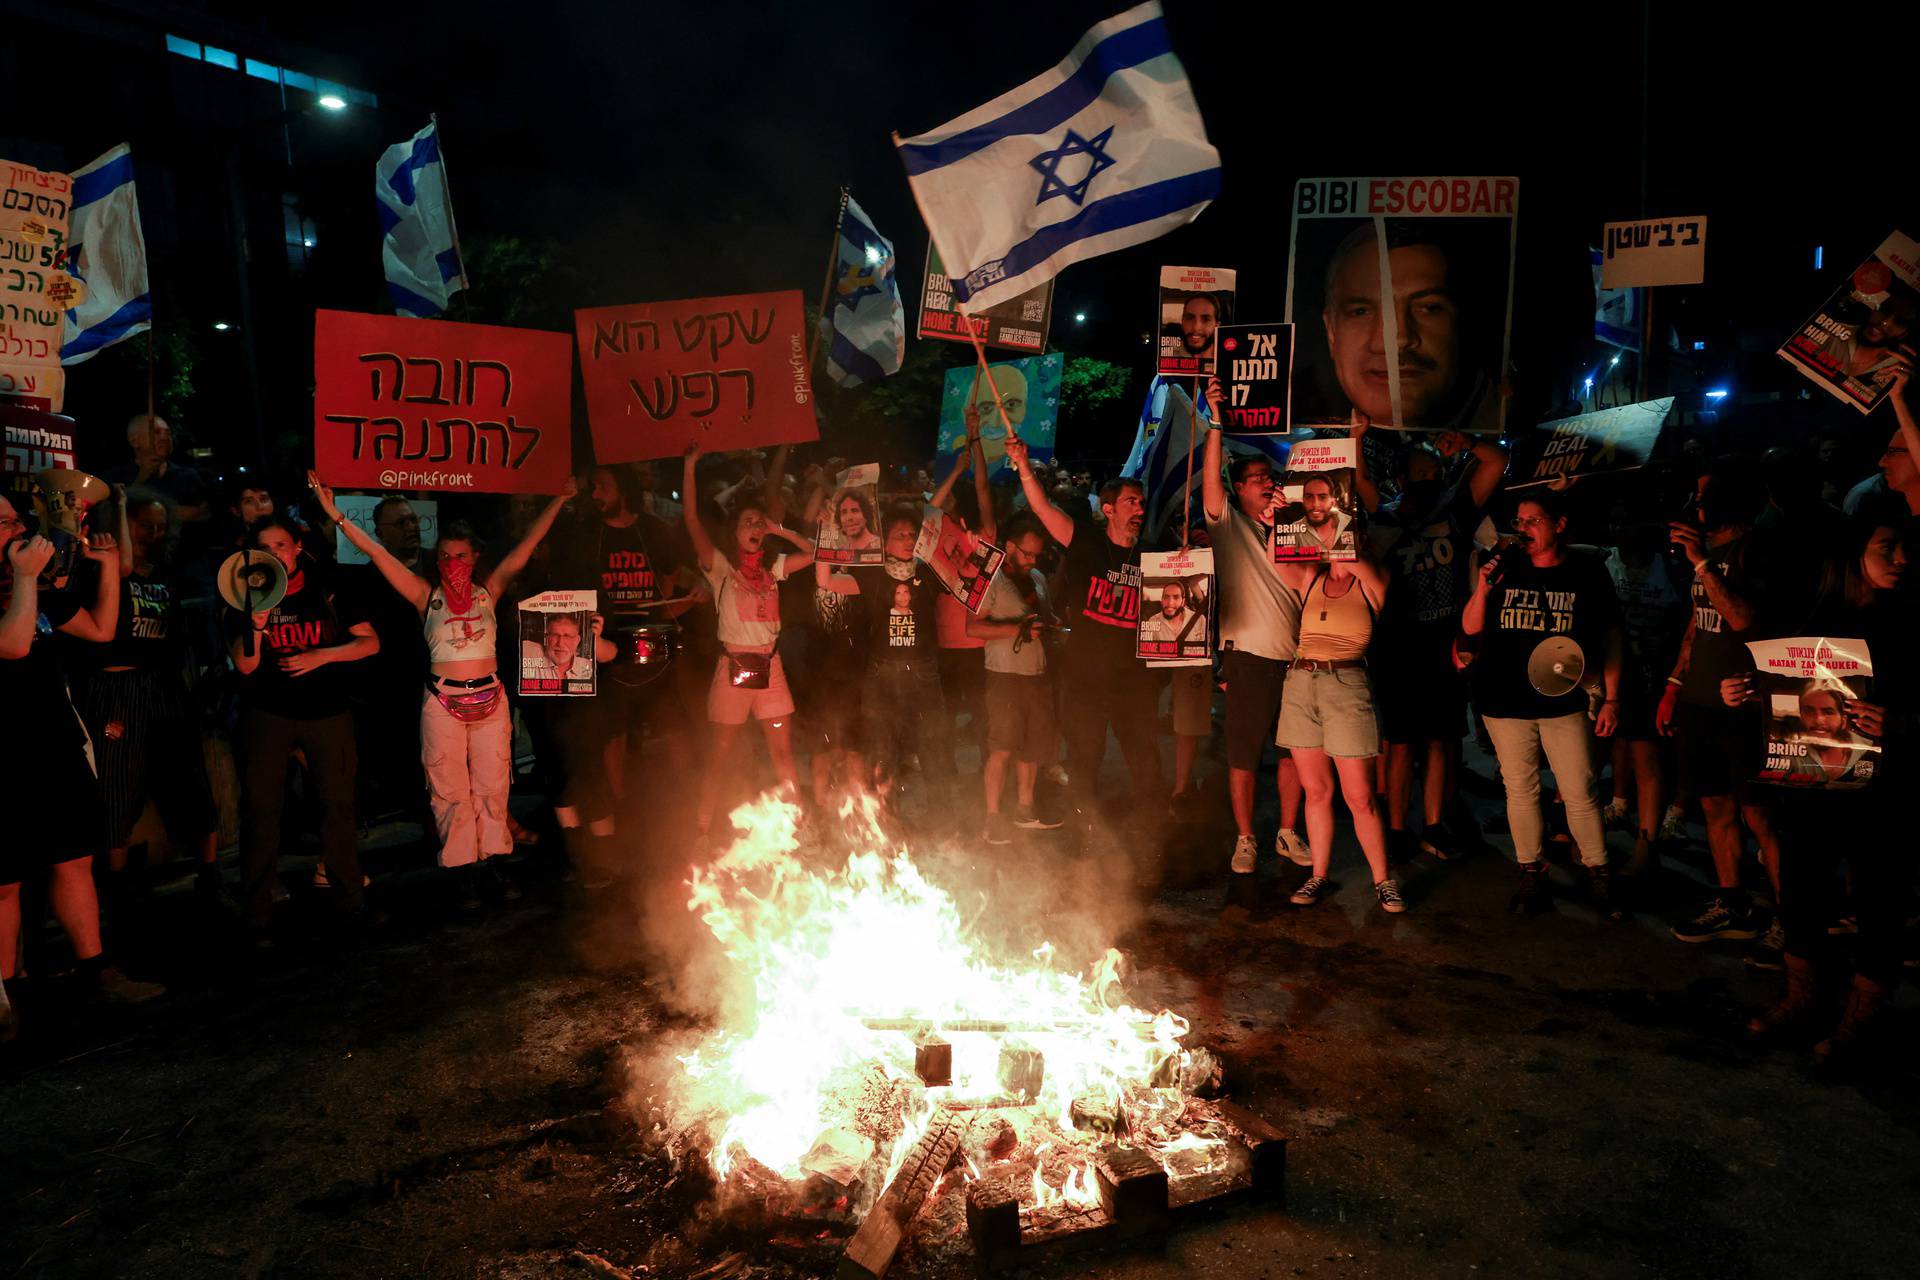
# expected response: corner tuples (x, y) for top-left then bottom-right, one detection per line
(1229, 767), (1257, 838)
(1334, 756), (1392, 884)
(984, 749), (1011, 815)
(1015, 760), (1038, 808)
(762, 715), (800, 795)
(1292, 749), (1337, 878)
(0, 883), (20, 980)
(698, 722), (745, 832)
(48, 856), (105, 962)
(1386, 742), (1414, 831)
(1631, 741), (1663, 837)
(1172, 733), (1198, 797)
(1742, 802), (1782, 897)
(1424, 740), (1454, 827)
(1700, 794), (1743, 891)
(1278, 755), (1303, 830)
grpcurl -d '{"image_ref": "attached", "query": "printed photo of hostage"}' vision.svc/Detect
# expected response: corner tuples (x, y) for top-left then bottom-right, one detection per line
(519, 590), (599, 697)
(914, 503), (1006, 614)
(1286, 177), (1518, 433)
(813, 463), (884, 566)
(1733, 637), (1881, 789)
(1156, 265), (1236, 379)
(1776, 231), (1919, 415)
(1272, 438), (1359, 563)
(1137, 547), (1213, 662)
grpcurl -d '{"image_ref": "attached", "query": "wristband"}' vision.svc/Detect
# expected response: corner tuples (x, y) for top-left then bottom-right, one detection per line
(1665, 676), (1683, 687)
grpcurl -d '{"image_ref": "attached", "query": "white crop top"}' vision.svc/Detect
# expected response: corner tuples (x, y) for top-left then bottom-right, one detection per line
(425, 584), (497, 663)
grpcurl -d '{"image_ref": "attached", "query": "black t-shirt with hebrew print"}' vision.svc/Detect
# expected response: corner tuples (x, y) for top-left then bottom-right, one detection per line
(1059, 523), (1143, 673)
(1469, 549), (1622, 721)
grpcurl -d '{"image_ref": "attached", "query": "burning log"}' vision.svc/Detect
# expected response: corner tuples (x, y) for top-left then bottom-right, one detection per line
(913, 1035), (952, 1088)
(1095, 1147), (1170, 1239)
(858, 1017), (1157, 1036)
(1068, 1095), (1122, 1138)
(963, 1173), (1022, 1273)
(837, 1108), (970, 1280)
(995, 1042), (1044, 1101)
(1212, 1099), (1287, 1203)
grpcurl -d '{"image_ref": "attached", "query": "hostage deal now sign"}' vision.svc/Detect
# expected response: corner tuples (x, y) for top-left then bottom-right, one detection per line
(312, 311), (573, 494)
(575, 290), (817, 463)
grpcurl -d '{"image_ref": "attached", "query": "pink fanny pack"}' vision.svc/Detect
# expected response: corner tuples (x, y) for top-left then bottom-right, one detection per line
(429, 676), (502, 722)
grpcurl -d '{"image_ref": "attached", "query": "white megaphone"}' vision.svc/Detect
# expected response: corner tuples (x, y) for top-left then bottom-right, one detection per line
(32, 467), (111, 538)
(1526, 635), (1586, 697)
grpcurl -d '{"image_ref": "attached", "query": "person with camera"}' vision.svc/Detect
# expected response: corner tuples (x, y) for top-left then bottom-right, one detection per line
(1458, 492), (1624, 916)
(1656, 458), (1807, 951)
(310, 472), (574, 908)
(968, 518), (1062, 843)
(0, 493), (162, 1015)
(228, 512), (380, 938)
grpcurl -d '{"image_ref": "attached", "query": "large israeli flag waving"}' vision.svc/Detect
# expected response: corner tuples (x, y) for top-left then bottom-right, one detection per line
(895, 1), (1219, 314)
(376, 121), (467, 318)
(824, 193), (905, 388)
(61, 144), (151, 365)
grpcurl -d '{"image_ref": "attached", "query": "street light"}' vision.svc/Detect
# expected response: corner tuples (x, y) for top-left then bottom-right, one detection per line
(212, 321), (232, 331)
(317, 94), (347, 111)
(1074, 312), (1087, 324)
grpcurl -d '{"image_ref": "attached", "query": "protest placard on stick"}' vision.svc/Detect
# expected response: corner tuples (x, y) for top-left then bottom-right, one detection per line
(1746, 637), (1879, 789)
(816, 463), (884, 566)
(1156, 266), (1235, 379)
(1286, 177), (1518, 433)
(913, 504), (1004, 614)
(1777, 232), (1919, 415)
(576, 289), (816, 462)
(1137, 546), (1213, 664)
(518, 590), (599, 697)
(312, 311), (573, 494)
(1271, 438), (1358, 563)
(1, 157), (79, 412)
(1216, 323), (1293, 434)
(918, 243), (1053, 354)
(936, 352), (1061, 482)
(1600, 216), (1707, 289)
(1508, 397), (1670, 490)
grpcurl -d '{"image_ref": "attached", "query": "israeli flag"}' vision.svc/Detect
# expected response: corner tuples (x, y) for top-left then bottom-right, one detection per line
(376, 121), (467, 318)
(1124, 376), (1288, 544)
(825, 194), (905, 388)
(896, 1), (1219, 313)
(60, 144), (151, 365)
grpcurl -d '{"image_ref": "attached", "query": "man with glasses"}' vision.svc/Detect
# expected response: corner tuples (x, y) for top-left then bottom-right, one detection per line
(372, 496), (426, 572)
(1656, 458), (1806, 954)
(1459, 493), (1623, 916)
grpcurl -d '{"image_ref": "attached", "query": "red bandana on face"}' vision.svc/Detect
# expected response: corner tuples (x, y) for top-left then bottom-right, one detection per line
(735, 549), (771, 595)
(440, 556), (474, 614)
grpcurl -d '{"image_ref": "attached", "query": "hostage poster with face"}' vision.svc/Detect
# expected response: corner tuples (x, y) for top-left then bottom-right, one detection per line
(1271, 438), (1358, 563)
(912, 503), (1005, 614)
(1137, 547), (1213, 665)
(1286, 177), (1518, 433)
(1156, 266), (1237, 379)
(1746, 637), (1879, 789)
(1776, 231), (1919, 415)
(814, 463), (883, 566)
(519, 590), (598, 697)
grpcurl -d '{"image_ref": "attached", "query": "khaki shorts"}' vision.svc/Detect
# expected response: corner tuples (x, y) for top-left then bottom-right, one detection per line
(1276, 667), (1380, 759)
(707, 652), (796, 725)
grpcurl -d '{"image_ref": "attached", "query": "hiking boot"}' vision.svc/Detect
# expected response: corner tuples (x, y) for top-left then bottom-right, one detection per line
(1230, 834), (1258, 875)
(1289, 875), (1330, 907)
(1743, 917), (1786, 971)
(1672, 895), (1759, 943)
(90, 964), (165, 1004)
(1013, 804), (1061, 831)
(1275, 828), (1312, 867)
(1374, 879), (1406, 914)
(1622, 833), (1658, 878)
(1510, 861), (1551, 914)
(983, 812), (1014, 846)
(1585, 863), (1624, 920)
(1419, 824), (1464, 862)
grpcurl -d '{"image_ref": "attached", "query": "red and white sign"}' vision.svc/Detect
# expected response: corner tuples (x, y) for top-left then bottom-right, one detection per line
(312, 310), (573, 495)
(575, 289), (817, 463)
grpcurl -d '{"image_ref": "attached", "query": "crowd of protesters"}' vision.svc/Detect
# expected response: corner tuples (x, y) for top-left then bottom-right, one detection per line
(1, 372), (1915, 1072)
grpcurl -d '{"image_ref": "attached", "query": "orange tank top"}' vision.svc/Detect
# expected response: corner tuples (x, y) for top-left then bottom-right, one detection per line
(1296, 569), (1373, 661)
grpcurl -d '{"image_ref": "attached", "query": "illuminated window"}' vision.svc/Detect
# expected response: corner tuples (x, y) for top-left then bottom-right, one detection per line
(281, 69), (315, 92)
(165, 34), (201, 58)
(202, 45), (238, 70)
(246, 58), (279, 82)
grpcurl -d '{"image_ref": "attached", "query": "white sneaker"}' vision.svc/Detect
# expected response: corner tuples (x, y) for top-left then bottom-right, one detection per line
(1230, 834), (1258, 874)
(1275, 828), (1312, 867)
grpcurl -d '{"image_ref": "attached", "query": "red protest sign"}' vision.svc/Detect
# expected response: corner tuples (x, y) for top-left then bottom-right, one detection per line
(312, 310), (573, 495)
(575, 290), (817, 462)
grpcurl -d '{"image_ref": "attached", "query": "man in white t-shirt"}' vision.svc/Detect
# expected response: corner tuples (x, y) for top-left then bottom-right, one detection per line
(1203, 379), (1307, 875)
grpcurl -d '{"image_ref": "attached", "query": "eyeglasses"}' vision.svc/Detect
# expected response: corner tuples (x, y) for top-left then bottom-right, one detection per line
(0, 515), (24, 532)
(1512, 516), (1552, 530)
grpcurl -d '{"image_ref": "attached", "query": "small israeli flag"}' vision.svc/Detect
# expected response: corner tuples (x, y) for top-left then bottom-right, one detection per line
(376, 121), (467, 318)
(824, 193), (905, 388)
(896, 1), (1220, 313)
(60, 144), (151, 365)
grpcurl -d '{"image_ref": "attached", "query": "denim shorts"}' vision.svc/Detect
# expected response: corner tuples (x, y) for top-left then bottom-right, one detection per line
(1275, 667), (1380, 758)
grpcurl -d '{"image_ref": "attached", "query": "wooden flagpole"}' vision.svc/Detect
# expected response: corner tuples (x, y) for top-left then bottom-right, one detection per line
(1182, 375), (1200, 548)
(806, 186), (851, 378)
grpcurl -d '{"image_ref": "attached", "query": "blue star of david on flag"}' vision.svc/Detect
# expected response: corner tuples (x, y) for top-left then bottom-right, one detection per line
(1030, 126), (1116, 207)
